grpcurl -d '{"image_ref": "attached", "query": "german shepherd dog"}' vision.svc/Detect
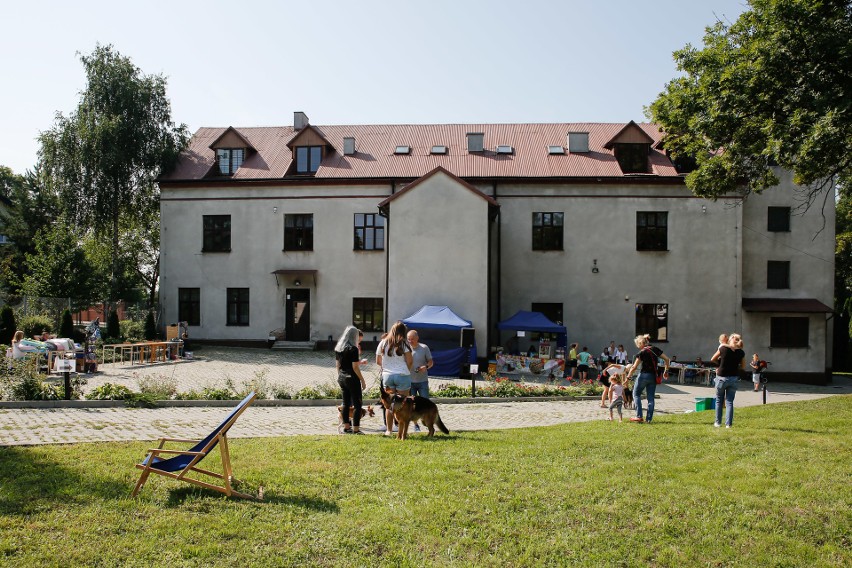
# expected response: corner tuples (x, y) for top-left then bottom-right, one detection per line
(337, 405), (375, 429)
(623, 378), (634, 409)
(378, 387), (449, 440)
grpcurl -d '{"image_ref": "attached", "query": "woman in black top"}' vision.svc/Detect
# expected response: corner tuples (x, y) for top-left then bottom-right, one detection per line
(626, 334), (670, 423)
(710, 333), (745, 428)
(335, 325), (367, 434)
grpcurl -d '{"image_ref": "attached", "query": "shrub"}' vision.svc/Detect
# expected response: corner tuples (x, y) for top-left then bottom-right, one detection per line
(12, 375), (61, 401)
(318, 381), (342, 399)
(272, 385), (292, 399)
(86, 383), (134, 400)
(106, 310), (120, 340)
(2, 356), (85, 400)
(59, 309), (74, 339)
(200, 387), (237, 400)
(173, 389), (203, 400)
(136, 374), (178, 399)
(0, 305), (16, 346)
(144, 312), (157, 340)
(430, 379), (604, 399)
(293, 386), (323, 400)
(119, 320), (145, 343)
(230, 368), (272, 399)
(19, 314), (52, 338)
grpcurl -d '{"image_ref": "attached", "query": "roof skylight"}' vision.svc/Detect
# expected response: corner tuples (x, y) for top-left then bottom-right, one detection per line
(548, 145), (565, 155)
(431, 145), (448, 155)
(394, 145), (411, 155)
(496, 145), (514, 155)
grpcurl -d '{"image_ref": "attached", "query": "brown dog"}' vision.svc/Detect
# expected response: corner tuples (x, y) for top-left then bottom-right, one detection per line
(337, 405), (374, 428)
(379, 387), (449, 440)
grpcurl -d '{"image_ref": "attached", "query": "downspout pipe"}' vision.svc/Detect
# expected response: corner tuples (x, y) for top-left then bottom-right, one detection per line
(380, 180), (395, 331)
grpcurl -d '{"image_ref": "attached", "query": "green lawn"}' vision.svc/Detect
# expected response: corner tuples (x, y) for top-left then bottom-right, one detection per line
(1, 397), (850, 567)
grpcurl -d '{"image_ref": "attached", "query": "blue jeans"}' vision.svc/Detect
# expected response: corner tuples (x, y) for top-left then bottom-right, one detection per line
(633, 372), (657, 421)
(410, 381), (430, 398)
(714, 376), (738, 426)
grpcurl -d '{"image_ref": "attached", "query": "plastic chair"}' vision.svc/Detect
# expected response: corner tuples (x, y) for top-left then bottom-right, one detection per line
(131, 392), (258, 499)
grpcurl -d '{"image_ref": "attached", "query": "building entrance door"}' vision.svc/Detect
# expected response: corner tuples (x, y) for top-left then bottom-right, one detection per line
(285, 289), (310, 341)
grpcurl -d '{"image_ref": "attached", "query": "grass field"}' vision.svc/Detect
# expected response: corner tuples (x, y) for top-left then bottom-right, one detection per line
(1, 396), (850, 567)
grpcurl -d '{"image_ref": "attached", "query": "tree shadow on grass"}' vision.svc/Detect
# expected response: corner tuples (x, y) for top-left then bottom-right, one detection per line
(0, 445), (129, 515)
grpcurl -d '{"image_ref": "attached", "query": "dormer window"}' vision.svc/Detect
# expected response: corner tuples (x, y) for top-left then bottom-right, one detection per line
(216, 148), (244, 175)
(613, 143), (650, 173)
(296, 146), (322, 174)
(603, 121), (655, 174)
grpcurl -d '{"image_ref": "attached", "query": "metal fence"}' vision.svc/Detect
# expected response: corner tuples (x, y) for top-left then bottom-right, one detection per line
(0, 295), (162, 329)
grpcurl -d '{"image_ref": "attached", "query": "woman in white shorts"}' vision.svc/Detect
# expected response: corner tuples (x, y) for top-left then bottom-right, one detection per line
(376, 320), (413, 436)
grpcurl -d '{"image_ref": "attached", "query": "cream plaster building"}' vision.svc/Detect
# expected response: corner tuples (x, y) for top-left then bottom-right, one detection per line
(159, 113), (835, 382)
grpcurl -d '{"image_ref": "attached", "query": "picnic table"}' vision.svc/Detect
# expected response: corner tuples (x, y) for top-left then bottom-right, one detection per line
(102, 341), (182, 366)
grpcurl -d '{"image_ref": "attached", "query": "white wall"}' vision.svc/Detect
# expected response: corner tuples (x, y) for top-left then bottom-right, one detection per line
(740, 169), (836, 373)
(160, 168), (835, 376)
(495, 182), (743, 361)
(386, 171), (491, 354)
(160, 183), (390, 341)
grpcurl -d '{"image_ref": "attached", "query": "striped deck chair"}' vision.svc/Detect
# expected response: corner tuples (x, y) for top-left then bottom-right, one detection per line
(132, 391), (258, 500)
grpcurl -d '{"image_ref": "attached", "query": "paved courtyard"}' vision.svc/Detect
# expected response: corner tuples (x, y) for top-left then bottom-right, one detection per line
(1, 346), (849, 446)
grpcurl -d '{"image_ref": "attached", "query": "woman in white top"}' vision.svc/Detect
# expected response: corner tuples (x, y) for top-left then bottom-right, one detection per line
(614, 344), (628, 365)
(11, 330), (32, 360)
(376, 321), (413, 436)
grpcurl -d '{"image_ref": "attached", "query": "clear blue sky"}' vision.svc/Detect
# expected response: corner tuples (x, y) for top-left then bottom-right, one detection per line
(1, 0), (748, 175)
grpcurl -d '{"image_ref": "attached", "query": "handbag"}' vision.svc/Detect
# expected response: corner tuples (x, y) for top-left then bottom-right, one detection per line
(643, 346), (664, 384)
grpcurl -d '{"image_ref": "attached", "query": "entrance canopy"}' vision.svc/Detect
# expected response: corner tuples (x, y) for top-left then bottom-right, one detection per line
(498, 310), (566, 333)
(497, 310), (567, 348)
(402, 305), (472, 330)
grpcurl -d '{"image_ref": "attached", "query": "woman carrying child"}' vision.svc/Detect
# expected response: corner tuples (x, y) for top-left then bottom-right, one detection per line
(710, 333), (745, 428)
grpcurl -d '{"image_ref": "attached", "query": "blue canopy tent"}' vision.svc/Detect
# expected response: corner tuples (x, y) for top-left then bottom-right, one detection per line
(497, 311), (568, 349)
(402, 305), (477, 376)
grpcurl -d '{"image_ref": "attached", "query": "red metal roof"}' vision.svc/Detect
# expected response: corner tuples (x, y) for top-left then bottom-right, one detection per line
(161, 122), (680, 182)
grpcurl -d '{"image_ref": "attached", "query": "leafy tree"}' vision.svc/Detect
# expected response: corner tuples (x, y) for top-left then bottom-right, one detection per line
(0, 167), (60, 296)
(648, 0), (852, 203)
(82, 229), (144, 305)
(834, 187), (852, 369)
(0, 305), (16, 345)
(20, 221), (96, 311)
(0, 166), (23, 199)
(38, 44), (188, 302)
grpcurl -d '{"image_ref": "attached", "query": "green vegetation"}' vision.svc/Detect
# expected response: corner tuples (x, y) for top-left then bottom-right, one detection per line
(0, 397), (848, 566)
(649, 0), (852, 200)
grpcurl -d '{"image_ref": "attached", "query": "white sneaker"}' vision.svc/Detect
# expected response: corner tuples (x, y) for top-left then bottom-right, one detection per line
(725, 425), (731, 429)
(713, 423), (721, 428)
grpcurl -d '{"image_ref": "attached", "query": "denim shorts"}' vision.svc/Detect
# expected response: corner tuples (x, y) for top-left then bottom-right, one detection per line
(383, 372), (411, 391)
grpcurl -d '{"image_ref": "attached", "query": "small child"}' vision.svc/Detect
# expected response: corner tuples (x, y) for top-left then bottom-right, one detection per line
(608, 374), (625, 422)
(750, 353), (763, 391)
